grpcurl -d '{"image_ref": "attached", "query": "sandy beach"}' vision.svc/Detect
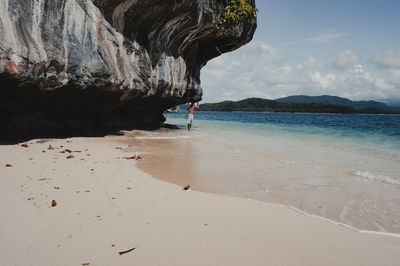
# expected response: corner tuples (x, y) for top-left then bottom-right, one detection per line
(1, 135), (400, 266)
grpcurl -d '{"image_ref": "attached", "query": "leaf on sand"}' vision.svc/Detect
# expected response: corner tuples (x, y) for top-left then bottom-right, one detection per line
(118, 246), (138, 256)
(5, 164), (12, 167)
(124, 155), (136, 160)
(51, 200), (57, 207)
(66, 155), (74, 159)
(21, 143), (28, 148)
(65, 149), (72, 153)
(82, 263), (90, 266)
(39, 178), (47, 181)
(184, 185), (191, 191)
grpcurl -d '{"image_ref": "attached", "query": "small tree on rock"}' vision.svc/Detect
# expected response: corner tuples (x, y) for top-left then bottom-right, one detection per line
(216, 0), (258, 34)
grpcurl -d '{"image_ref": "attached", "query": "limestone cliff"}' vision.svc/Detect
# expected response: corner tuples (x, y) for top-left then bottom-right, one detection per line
(0, 0), (256, 141)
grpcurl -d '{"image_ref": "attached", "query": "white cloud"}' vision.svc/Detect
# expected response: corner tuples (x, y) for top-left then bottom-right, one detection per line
(387, 69), (400, 85)
(283, 30), (348, 46)
(336, 50), (361, 69)
(223, 40), (283, 63)
(201, 42), (400, 103)
(371, 50), (400, 69)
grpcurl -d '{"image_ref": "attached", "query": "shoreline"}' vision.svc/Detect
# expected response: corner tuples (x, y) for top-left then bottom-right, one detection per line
(1, 136), (400, 265)
(132, 126), (400, 235)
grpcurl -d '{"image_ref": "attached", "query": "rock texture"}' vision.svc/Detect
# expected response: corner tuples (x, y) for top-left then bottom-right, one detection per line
(0, 0), (256, 141)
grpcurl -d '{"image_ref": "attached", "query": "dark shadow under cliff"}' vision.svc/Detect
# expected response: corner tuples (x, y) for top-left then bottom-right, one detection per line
(0, 74), (173, 143)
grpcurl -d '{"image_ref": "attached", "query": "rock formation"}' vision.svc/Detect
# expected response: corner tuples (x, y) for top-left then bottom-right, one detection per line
(0, 0), (256, 141)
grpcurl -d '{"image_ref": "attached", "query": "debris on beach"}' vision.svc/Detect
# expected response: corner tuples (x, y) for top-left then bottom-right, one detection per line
(39, 178), (47, 181)
(65, 149), (72, 153)
(184, 185), (191, 191)
(115, 147), (123, 150)
(27, 198), (34, 200)
(124, 155), (136, 160)
(5, 164), (12, 167)
(54, 187), (60, 190)
(48, 145), (54, 150)
(85, 190), (90, 193)
(81, 263), (90, 266)
(111, 244), (115, 247)
(66, 155), (75, 159)
(136, 155), (142, 160)
(51, 200), (57, 207)
(21, 143), (28, 148)
(118, 246), (137, 256)
(127, 187), (132, 190)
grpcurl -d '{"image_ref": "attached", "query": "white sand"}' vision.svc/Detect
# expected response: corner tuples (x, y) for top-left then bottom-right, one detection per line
(1, 136), (399, 266)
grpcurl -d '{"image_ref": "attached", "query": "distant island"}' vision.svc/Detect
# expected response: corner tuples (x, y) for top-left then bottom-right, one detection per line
(196, 96), (400, 114)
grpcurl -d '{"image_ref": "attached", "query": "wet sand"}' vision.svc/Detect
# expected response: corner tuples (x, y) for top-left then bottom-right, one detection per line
(130, 129), (400, 234)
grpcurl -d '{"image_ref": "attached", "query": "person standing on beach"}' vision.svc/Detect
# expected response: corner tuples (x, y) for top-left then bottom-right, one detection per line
(187, 102), (199, 131)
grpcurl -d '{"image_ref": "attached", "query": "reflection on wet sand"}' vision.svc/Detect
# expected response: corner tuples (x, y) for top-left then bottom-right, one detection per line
(117, 129), (400, 234)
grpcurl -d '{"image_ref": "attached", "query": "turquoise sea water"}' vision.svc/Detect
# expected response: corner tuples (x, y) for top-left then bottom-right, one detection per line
(140, 111), (400, 234)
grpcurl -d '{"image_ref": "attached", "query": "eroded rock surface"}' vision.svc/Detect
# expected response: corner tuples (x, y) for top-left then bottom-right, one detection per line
(0, 0), (256, 141)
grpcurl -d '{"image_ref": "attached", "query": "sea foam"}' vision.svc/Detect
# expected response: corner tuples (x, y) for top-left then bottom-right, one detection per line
(353, 171), (400, 185)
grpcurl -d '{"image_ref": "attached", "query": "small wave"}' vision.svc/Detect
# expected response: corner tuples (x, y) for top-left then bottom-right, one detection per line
(352, 171), (400, 185)
(243, 199), (400, 238)
(134, 135), (194, 140)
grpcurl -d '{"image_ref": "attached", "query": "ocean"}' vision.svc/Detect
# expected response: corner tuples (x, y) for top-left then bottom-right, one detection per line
(132, 111), (400, 235)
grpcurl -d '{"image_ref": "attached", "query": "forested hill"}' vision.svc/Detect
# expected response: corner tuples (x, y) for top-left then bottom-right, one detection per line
(198, 98), (399, 114)
(275, 95), (393, 111)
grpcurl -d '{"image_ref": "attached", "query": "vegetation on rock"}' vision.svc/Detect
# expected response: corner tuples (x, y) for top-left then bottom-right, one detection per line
(217, 0), (258, 34)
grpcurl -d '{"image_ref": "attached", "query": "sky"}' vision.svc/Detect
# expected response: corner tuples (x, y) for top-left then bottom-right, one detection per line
(201, 0), (400, 103)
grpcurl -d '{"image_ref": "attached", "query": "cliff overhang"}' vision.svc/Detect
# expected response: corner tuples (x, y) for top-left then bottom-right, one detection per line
(0, 0), (256, 141)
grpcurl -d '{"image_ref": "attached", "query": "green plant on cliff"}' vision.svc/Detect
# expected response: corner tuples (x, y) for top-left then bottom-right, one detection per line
(216, 0), (258, 34)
